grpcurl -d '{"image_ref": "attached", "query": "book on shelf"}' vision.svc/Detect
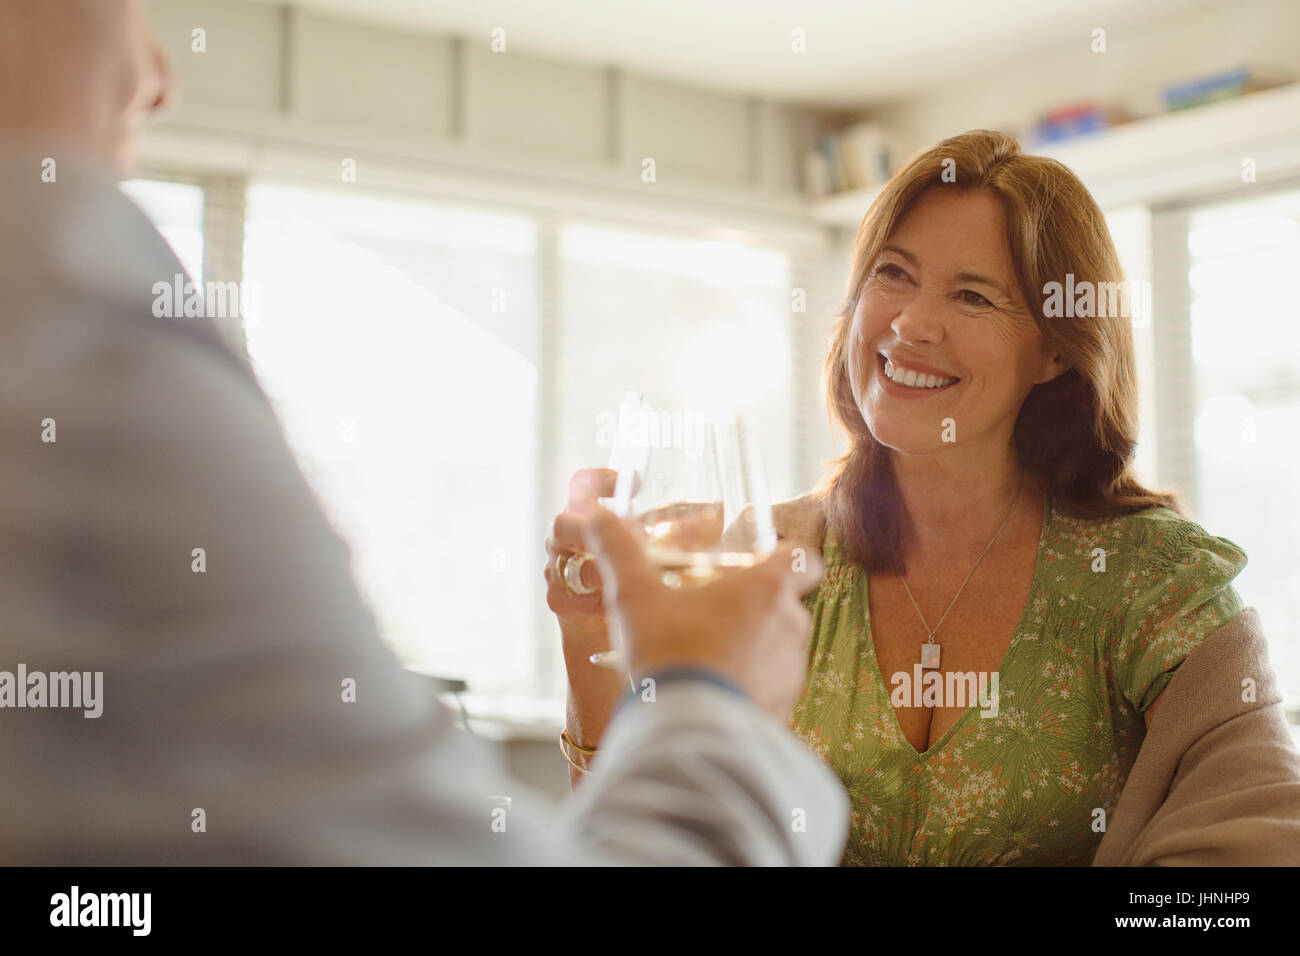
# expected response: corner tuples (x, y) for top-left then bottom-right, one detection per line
(1028, 102), (1131, 147)
(1162, 64), (1293, 111)
(803, 121), (894, 198)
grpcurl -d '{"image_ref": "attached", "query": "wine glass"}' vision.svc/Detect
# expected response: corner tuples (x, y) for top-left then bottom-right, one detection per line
(591, 394), (776, 671)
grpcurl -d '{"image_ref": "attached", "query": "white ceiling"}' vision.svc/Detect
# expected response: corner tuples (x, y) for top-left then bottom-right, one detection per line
(247, 0), (1218, 106)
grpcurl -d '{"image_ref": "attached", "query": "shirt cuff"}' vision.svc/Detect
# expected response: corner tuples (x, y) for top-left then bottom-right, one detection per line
(613, 666), (749, 716)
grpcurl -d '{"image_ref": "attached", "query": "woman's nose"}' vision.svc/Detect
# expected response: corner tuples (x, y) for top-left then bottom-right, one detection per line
(890, 297), (945, 345)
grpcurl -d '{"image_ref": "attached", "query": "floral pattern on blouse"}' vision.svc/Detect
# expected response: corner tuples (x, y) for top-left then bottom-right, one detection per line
(791, 496), (1247, 866)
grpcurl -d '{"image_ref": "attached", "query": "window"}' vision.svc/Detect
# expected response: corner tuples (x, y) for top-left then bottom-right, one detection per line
(241, 182), (541, 697)
(1185, 188), (1300, 705)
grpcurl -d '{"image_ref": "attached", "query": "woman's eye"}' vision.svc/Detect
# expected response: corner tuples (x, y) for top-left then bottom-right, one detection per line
(958, 289), (994, 308)
(873, 263), (909, 282)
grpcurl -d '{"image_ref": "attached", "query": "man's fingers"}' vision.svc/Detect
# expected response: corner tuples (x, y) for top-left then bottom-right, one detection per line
(581, 506), (658, 604)
(568, 468), (618, 512)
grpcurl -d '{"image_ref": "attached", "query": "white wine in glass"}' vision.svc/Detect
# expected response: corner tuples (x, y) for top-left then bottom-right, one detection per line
(591, 398), (776, 671)
(637, 498), (763, 588)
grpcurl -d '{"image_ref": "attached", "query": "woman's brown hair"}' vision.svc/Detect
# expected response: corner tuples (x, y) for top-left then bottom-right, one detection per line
(820, 128), (1180, 574)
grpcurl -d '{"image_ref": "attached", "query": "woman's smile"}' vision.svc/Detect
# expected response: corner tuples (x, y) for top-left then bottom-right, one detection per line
(875, 351), (961, 398)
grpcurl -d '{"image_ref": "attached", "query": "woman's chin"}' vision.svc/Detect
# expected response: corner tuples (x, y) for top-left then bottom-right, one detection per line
(863, 414), (950, 455)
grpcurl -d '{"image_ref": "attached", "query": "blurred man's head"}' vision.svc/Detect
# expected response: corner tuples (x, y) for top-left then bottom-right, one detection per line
(0, 0), (174, 175)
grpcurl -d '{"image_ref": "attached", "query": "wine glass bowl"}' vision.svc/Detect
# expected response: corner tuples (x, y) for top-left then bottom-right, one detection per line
(590, 394), (776, 672)
(614, 395), (775, 587)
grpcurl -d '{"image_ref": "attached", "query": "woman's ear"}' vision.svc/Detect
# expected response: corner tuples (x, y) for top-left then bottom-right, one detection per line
(1033, 351), (1070, 386)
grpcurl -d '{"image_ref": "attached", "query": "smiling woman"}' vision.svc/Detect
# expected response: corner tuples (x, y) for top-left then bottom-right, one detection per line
(777, 128), (1298, 865)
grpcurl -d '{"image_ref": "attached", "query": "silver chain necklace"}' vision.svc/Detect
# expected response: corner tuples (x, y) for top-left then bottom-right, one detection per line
(902, 476), (1023, 670)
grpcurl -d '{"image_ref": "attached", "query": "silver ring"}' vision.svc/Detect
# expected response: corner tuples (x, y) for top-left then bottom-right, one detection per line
(562, 552), (600, 596)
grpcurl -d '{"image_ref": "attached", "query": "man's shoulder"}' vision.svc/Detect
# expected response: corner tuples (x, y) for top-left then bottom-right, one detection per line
(2, 296), (267, 456)
(0, 151), (256, 408)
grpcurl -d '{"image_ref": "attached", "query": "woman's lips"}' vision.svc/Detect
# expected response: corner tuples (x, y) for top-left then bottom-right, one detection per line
(877, 353), (961, 395)
(880, 351), (959, 380)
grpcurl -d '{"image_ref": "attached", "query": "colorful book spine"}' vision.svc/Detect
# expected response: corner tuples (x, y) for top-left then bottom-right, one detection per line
(1163, 65), (1292, 110)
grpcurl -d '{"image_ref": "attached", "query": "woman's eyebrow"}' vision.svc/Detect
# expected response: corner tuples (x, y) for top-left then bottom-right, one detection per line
(881, 244), (1012, 298)
(880, 244), (919, 265)
(954, 269), (1013, 298)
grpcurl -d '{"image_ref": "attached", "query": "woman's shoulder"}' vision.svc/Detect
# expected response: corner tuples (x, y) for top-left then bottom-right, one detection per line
(1067, 505), (1251, 714)
(772, 491), (828, 554)
(1051, 501), (1248, 576)
(722, 492), (827, 553)
(1042, 502), (1248, 639)
(1141, 507), (1246, 576)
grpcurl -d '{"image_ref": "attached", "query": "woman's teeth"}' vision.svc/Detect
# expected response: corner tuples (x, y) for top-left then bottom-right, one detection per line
(884, 358), (957, 389)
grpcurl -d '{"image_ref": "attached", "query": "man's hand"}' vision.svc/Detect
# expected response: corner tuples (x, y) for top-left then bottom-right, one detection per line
(581, 506), (823, 723)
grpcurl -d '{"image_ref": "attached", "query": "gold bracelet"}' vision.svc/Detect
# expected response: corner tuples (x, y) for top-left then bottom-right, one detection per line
(561, 728), (598, 755)
(559, 729), (596, 774)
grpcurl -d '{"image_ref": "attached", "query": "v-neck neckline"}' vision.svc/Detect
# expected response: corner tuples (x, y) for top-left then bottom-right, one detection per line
(860, 491), (1054, 759)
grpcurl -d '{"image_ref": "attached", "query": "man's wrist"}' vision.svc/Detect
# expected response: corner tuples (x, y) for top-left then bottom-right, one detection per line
(643, 666), (746, 698)
(614, 665), (748, 717)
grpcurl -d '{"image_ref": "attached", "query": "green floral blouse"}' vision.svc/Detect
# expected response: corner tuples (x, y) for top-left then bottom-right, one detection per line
(791, 496), (1248, 866)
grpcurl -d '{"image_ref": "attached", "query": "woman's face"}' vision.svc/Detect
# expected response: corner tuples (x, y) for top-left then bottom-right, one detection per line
(849, 188), (1066, 460)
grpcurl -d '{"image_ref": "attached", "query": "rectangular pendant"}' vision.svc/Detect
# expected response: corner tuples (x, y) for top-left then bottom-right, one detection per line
(920, 643), (941, 669)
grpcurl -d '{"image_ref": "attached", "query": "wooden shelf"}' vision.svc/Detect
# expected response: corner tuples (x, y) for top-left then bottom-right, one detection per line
(811, 83), (1300, 227)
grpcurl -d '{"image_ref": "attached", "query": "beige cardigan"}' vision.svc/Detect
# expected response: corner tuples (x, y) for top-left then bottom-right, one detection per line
(771, 494), (1300, 866)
